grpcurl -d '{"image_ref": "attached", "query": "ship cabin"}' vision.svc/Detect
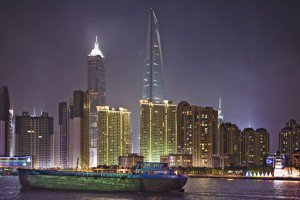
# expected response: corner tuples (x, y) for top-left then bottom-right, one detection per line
(135, 162), (174, 175)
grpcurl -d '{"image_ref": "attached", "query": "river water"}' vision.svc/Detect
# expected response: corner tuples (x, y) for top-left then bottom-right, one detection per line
(0, 176), (300, 199)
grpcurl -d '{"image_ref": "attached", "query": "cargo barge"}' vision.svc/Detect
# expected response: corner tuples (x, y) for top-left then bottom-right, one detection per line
(18, 162), (188, 192)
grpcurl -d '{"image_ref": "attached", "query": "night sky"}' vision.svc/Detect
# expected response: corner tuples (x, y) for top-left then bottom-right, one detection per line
(1, 0), (300, 153)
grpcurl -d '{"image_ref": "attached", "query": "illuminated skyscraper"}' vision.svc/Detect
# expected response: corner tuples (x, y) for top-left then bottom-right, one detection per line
(15, 112), (54, 168)
(241, 128), (269, 166)
(177, 101), (193, 155)
(255, 128), (270, 165)
(279, 119), (300, 157)
(142, 9), (165, 103)
(88, 36), (106, 109)
(176, 101), (218, 167)
(87, 36), (105, 167)
(140, 100), (177, 162)
(97, 106), (131, 165)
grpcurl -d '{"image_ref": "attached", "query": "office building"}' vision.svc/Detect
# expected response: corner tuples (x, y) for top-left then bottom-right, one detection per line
(15, 112), (54, 168)
(142, 9), (165, 103)
(88, 37), (106, 167)
(97, 106), (131, 166)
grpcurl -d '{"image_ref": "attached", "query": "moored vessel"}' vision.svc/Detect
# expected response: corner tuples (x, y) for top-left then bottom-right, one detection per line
(18, 162), (188, 192)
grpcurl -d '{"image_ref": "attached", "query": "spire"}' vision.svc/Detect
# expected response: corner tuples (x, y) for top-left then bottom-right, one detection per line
(219, 97), (222, 110)
(89, 36), (104, 58)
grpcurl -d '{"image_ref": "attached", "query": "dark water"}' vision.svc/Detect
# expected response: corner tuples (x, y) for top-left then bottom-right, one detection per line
(1, 176), (300, 200)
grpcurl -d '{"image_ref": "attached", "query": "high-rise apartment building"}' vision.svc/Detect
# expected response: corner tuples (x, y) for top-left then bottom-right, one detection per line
(88, 37), (106, 167)
(176, 101), (218, 167)
(177, 101), (193, 155)
(279, 119), (300, 157)
(140, 100), (177, 162)
(15, 112), (54, 168)
(58, 102), (69, 168)
(241, 128), (269, 166)
(97, 106), (131, 165)
(142, 9), (165, 103)
(0, 86), (10, 156)
(241, 128), (256, 165)
(255, 128), (270, 165)
(219, 123), (241, 166)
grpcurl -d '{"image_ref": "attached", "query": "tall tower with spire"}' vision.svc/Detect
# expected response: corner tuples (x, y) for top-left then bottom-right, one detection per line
(88, 36), (106, 167)
(142, 9), (165, 103)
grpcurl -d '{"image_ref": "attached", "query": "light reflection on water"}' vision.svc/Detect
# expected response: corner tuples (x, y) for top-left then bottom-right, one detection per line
(1, 176), (300, 200)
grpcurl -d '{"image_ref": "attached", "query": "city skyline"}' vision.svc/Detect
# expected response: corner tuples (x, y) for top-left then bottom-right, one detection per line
(1, 1), (300, 153)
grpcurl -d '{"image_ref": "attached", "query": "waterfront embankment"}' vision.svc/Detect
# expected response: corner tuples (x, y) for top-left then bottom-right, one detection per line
(188, 174), (300, 181)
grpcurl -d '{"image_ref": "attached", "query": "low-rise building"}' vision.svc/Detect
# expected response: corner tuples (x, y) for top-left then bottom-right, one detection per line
(291, 150), (300, 168)
(118, 153), (143, 168)
(160, 153), (192, 167)
(211, 155), (230, 168)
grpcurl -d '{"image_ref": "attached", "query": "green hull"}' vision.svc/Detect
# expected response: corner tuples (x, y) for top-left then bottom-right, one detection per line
(27, 175), (141, 192)
(18, 169), (188, 192)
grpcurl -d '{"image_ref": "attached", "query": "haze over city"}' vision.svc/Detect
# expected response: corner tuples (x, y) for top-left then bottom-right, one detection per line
(1, 0), (300, 153)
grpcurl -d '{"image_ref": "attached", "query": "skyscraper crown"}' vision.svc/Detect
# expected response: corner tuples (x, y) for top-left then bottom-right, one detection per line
(89, 36), (104, 58)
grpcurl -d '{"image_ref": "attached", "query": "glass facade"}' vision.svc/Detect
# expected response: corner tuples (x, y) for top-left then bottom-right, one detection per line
(87, 37), (106, 167)
(142, 9), (165, 103)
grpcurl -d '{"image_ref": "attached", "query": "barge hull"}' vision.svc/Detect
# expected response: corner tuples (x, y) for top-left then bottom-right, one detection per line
(18, 169), (187, 192)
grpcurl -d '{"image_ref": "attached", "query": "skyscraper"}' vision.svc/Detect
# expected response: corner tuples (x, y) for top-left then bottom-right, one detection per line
(88, 36), (106, 167)
(279, 119), (300, 158)
(58, 91), (90, 169)
(0, 86), (10, 156)
(15, 112), (54, 168)
(140, 100), (177, 162)
(88, 36), (106, 109)
(176, 101), (218, 167)
(58, 102), (69, 168)
(97, 106), (131, 165)
(219, 123), (241, 166)
(177, 101), (193, 155)
(68, 90), (90, 169)
(142, 9), (165, 103)
(255, 128), (270, 165)
(241, 128), (270, 166)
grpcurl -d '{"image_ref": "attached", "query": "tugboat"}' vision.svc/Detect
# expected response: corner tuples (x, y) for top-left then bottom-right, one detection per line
(18, 162), (188, 192)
